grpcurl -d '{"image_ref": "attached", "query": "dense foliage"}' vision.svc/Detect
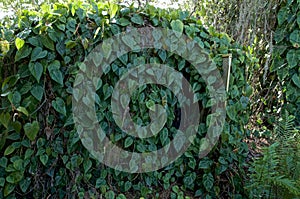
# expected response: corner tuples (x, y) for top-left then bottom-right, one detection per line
(247, 111), (300, 198)
(272, 0), (300, 124)
(244, 1), (300, 198)
(0, 1), (257, 198)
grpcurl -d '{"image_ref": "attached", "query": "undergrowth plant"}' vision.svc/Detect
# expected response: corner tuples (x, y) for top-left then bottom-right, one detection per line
(246, 111), (300, 199)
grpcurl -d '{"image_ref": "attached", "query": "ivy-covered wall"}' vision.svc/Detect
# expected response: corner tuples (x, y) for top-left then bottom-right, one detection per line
(0, 2), (256, 198)
(272, 0), (300, 124)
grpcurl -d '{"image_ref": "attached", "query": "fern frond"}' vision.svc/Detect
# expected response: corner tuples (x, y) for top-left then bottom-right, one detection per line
(247, 110), (300, 199)
(275, 110), (298, 141)
(272, 176), (300, 196)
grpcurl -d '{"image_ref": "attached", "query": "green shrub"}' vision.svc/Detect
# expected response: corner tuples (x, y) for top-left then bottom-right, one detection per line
(0, 1), (256, 198)
(246, 111), (300, 198)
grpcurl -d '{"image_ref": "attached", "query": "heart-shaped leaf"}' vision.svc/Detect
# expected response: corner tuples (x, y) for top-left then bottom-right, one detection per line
(15, 46), (32, 62)
(29, 62), (43, 82)
(277, 7), (288, 26)
(102, 42), (112, 58)
(290, 30), (300, 46)
(117, 18), (131, 26)
(15, 38), (25, 50)
(52, 97), (66, 116)
(28, 36), (42, 47)
(0, 112), (10, 129)
(124, 137), (133, 148)
(31, 85), (44, 101)
(203, 173), (214, 191)
(31, 47), (47, 61)
(286, 49), (299, 68)
(41, 35), (54, 50)
(48, 60), (64, 85)
(16, 107), (29, 116)
(131, 14), (144, 25)
(24, 121), (40, 141)
(171, 19), (184, 37)
(4, 183), (15, 197)
(292, 74), (300, 88)
(4, 145), (15, 156)
(40, 154), (48, 165)
(120, 94), (130, 109)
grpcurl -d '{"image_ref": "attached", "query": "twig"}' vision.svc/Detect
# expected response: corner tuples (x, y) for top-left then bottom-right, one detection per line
(30, 98), (47, 116)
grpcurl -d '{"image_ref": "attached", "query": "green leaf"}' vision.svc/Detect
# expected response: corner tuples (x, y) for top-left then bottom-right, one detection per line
(11, 121), (22, 133)
(56, 24), (66, 31)
(13, 159), (23, 171)
(117, 194), (126, 199)
(203, 173), (214, 191)
(15, 38), (25, 50)
(4, 183), (14, 197)
(19, 177), (31, 193)
(28, 36), (42, 47)
(218, 157), (228, 167)
(0, 112), (10, 128)
(158, 50), (167, 62)
(4, 145), (15, 156)
(120, 94), (129, 109)
(102, 42), (112, 58)
(15, 46), (32, 62)
(56, 41), (65, 56)
(146, 100), (155, 111)
(171, 19), (184, 37)
(274, 28), (286, 43)
(109, 4), (118, 19)
(31, 47), (47, 61)
(198, 158), (213, 169)
(207, 76), (216, 85)
(152, 29), (162, 40)
(160, 128), (168, 145)
(226, 105), (237, 122)
(65, 40), (77, 49)
(8, 91), (21, 105)
(105, 190), (115, 199)
(183, 172), (196, 187)
(48, 60), (64, 85)
(6, 171), (23, 183)
(124, 137), (133, 148)
(40, 154), (48, 165)
(24, 121), (40, 141)
(29, 62), (43, 82)
(1, 74), (20, 92)
(277, 7), (288, 26)
(117, 18), (131, 26)
(122, 35), (137, 49)
(290, 30), (300, 46)
(174, 132), (186, 152)
(83, 159), (92, 173)
(244, 84), (253, 97)
(286, 50), (299, 68)
(0, 157), (8, 168)
(292, 74), (300, 88)
(199, 138), (210, 152)
(52, 97), (66, 116)
(16, 107), (29, 116)
(131, 14), (144, 25)
(41, 35), (55, 50)
(24, 149), (34, 160)
(0, 177), (4, 187)
(31, 85), (44, 101)
(124, 181), (132, 192)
